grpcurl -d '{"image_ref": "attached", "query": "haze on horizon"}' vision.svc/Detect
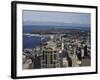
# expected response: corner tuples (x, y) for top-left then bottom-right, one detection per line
(23, 10), (90, 27)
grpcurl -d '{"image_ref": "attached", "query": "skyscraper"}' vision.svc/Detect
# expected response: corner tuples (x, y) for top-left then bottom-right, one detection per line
(84, 45), (88, 56)
(41, 41), (61, 68)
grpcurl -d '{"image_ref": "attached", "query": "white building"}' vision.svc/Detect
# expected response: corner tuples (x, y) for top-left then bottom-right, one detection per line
(62, 58), (68, 67)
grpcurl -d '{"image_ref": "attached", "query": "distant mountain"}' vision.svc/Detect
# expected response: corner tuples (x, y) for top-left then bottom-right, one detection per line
(23, 21), (90, 33)
(23, 21), (90, 28)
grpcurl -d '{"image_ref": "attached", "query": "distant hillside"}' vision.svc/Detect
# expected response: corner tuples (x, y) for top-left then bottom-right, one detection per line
(23, 21), (90, 28)
(23, 22), (90, 33)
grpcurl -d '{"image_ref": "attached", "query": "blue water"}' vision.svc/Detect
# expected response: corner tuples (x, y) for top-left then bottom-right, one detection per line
(23, 35), (41, 48)
(23, 25), (90, 49)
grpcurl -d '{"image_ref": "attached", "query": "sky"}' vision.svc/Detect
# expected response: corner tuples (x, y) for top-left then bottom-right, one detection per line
(23, 10), (90, 25)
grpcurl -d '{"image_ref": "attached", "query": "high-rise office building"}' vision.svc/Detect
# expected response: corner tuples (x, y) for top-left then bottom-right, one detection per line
(62, 58), (68, 67)
(84, 45), (88, 56)
(71, 47), (79, 67)
(41, 41), (61, 68)
(81, 48), (84, 58)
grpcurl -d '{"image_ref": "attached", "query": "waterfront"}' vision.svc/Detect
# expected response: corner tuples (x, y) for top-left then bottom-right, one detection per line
(22, 10), (91, 69)
(23, 35), (46, 49)
(22, 25), (91, 69)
